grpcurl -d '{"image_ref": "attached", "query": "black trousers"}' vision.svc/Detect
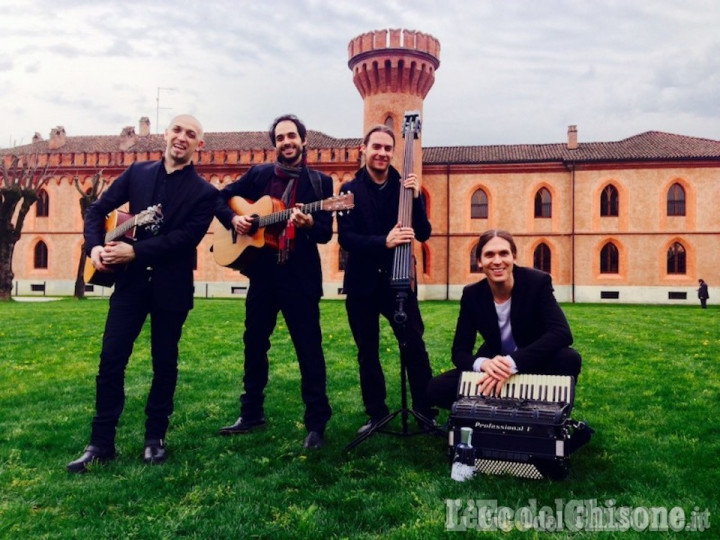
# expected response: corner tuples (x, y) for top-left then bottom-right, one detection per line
(240, 275), (332, 433)
(345, 286), (434, 420)
(90, 288), (188, 448)
(427, 347), (582, 410)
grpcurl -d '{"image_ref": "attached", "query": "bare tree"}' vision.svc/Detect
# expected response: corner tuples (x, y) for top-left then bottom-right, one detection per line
(0, 155), (51, 301)
(73, 170), (107, 298)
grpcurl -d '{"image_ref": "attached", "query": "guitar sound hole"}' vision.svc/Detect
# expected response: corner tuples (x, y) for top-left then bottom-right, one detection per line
(248, 215), (260, 235)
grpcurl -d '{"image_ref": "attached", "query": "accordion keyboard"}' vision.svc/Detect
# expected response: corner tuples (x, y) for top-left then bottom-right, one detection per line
(458, 372), (574, 404)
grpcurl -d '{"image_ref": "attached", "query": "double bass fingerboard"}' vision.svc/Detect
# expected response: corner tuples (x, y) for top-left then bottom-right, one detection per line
(390, 111), (421, 291)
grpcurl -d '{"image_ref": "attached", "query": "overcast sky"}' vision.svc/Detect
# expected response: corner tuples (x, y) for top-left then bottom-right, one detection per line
(1, 0), (718, 149)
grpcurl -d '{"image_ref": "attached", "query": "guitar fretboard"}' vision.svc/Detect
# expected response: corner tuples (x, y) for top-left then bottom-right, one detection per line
(105, 214), (142, 243)
(257, 200), (325, 228)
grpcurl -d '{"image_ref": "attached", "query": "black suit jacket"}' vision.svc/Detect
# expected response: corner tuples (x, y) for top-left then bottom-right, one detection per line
(84, 160), (217, 312)
(451, 266), (574, 373)
(215, 163), (333, 299)
(338, 166), (431, 296)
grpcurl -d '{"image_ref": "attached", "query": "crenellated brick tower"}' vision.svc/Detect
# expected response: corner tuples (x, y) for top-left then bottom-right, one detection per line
(348, 28), (441, 172)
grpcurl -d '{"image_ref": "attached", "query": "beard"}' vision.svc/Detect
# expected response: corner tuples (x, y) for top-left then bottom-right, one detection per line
(366, 158), (390, 176)
(277, 144), (303, 166)
(166, 143), (192, 167)
(168, 152), (190, 166)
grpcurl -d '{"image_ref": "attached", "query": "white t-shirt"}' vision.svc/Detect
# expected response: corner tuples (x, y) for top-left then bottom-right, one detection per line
(472, 298), (519, 373)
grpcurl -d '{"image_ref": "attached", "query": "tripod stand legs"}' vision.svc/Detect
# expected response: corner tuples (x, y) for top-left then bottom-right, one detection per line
(344, 410), (399, 452)
(344, 362), (446, 452)
(344, 407), (445, 452)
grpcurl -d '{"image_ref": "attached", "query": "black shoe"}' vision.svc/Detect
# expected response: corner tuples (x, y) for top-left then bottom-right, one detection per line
(67, 445), (116, 473)
(219, 416), (266, 435)
(356, 418), (383, 436)
(303, 431), (324, 449)
(144, 439), (167, 464)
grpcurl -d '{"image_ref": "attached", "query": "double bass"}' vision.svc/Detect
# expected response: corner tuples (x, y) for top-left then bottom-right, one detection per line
(390, 111), (422, 324)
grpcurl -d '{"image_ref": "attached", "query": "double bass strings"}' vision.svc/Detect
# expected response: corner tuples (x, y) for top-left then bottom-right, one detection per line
(391, 113), (419, 287)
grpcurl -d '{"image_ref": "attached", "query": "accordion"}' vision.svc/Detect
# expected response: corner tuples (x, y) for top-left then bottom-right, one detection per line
(448, 372), (592, 480)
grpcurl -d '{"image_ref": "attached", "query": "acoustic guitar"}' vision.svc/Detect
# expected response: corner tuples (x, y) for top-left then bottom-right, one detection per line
(83, 205), (163, 287)
(212, 193), (354, 274)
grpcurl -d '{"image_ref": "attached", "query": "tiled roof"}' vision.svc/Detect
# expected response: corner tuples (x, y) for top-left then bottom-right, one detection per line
(1, 130), (361, 155)
(423, 132), (720, 164)
(3, 129), (718, 164)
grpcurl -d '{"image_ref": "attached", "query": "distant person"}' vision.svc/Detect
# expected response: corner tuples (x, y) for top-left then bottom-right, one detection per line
(338, 124), (435, 434)
(698, 279), (709, 309)
(215, 114), (332, 450)
(427, 229), (581, 408)
(68, 114), (217, 473)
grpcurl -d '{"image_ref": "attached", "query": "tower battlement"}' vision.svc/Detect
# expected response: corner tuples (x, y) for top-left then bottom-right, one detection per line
(348, 28), (441, 59)
(348, 28), (441, 98)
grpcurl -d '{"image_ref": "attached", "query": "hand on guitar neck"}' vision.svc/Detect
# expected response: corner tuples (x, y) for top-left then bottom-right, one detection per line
(231, 206), (314, 235)
(288, 206), (314, 229)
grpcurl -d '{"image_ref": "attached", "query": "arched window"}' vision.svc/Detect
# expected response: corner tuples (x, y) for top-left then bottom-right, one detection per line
(600, 242), (619, 274)
(600, 185), (619, 216)
(421, 243), (429, 275)
(338, 247), (348, 272)
(36, 189), (49, 217)
(666, 242), (686, 274)
(384, 115), (394, 131)
(34, 241), (48, 269)
(421, 187), (431, 220)
(471, 189), (488, 219)
(667, 183), (685, 216)
(470, 243), (481, 273)
(534, 188), (552, 218)
(533, 243), (551, 273)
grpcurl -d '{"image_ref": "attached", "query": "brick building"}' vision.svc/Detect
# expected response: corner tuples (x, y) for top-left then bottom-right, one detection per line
(4, 29), (720, 303)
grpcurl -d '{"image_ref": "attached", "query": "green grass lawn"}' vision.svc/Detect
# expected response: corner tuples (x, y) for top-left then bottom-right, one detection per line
(0, 299), (717, 539)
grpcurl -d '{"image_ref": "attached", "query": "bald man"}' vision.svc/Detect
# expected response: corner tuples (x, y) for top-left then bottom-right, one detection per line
(68, 115), (218, 472)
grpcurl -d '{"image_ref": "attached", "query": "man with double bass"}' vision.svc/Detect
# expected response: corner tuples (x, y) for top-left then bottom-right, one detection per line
(215, 114), (332, 449)
(338, 124), (435, 435)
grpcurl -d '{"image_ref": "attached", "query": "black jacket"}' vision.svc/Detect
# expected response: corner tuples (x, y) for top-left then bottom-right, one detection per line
(215, 163), (333, 299)
(84, 160), (217, 312)
(338, 166), (431, 296)
(451, 266), (574, 373)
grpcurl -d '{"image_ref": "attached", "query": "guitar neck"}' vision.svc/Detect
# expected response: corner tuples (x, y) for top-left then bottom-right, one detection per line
(105, 214), (140, 243)
(257, 200), (324, 228)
